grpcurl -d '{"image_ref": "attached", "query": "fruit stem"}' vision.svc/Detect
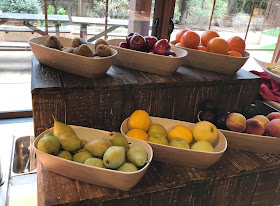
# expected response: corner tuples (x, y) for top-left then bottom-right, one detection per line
(52, 114), (56, 122)
(197, 111), (202, 122)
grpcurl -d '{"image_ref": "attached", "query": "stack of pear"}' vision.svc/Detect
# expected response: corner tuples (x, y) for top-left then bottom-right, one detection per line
(53, 117), (81, 152)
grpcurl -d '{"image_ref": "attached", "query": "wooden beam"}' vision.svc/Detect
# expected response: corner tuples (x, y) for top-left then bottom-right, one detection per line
(44, 0), (48, 35)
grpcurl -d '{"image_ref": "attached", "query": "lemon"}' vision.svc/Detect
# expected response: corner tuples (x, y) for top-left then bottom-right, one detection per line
(128, 110), (150, 132)
(167, 125), (193, 143)
(192, 121), (217, 143)
(191, 141), (214, 152)
(126, 129), (149, 141)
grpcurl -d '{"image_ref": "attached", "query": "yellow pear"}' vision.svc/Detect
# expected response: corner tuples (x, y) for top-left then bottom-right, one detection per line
(52, 116), (75, 136)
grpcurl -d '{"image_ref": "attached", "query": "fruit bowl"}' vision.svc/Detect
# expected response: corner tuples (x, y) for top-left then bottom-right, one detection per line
(254, 58), (280, 84)
(33, 125), (153, 191)
(29, 36), (117, 78)
(107, 39), (188, 76)
(173, 45), (250, 75)
(121, 116), (227, 169)
(220, 129), (280, 154)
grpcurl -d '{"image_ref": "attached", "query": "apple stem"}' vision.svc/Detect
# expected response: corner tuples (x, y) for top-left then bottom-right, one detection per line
(52, 114), (56, 122)
(197, 111), (202, 122)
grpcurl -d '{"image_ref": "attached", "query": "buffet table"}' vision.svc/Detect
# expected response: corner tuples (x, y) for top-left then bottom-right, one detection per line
(31, 56), (280, 206)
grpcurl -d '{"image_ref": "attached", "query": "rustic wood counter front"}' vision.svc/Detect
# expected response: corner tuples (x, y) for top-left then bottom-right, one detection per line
(32, 56), (280, 206)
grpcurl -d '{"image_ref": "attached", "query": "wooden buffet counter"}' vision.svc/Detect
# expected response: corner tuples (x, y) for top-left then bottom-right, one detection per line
(31, 56), (280, 206)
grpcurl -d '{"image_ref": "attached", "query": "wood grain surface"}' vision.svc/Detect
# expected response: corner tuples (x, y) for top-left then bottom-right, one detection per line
(30, 56), (280, 206)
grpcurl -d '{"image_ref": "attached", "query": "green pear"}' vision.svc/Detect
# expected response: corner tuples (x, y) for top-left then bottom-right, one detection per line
(148, 135), (168, 145)
(126, 145), (148, 167)
(37, 133), (60, 155)
(52, 116), (76, 136)
(148, 123), (168, 137)
(84, 157), (106, 168)
(103, 146), (126, 169)
(107, 132), (128, 149)
(168, 137), (190, 149)
(73, 151), (93, 164)
(85, 138), (111, 157)
(57, 150), (72, 160)
(57, 132), (81, 152)
(117, 162), (138, 172)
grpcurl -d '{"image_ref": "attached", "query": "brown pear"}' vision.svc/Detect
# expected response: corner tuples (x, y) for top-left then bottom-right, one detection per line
(74, 44), (94, 57)
(46, 36), (62, 50)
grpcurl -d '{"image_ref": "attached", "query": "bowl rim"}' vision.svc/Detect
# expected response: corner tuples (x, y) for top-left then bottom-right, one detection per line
(254, 57), (280, 79)
(107, 38), (188, 59)
(28, 35), (118, 60)
(220, 128), (280, 140)
(33, 125), (153, 175)
(120, 116), (228, 155)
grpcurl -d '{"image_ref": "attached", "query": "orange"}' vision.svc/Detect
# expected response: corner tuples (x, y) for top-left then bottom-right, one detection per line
(175, 42), (183, 47)
(228, 51), (242, 57)
(167, 125), (193, 143)
(227, 36), (246, 54)
(207, 37), (229, 55)
(201, 30), (220, 47)
(176, 29), (189, 43)
(128, 110), (150, 132)
(126, 129), (148, 141)
(197, 45), (207, 51)
(180, 31), (200, 49)
(170, 40), (177, 45)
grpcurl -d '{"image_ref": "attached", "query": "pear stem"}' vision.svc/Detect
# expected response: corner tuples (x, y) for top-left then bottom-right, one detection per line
(197, 111), (202, 122)
(52, 114), (56, 123)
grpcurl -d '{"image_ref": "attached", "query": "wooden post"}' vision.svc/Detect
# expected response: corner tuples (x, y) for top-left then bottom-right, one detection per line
(105, 0), (108, 40)
(208, 0), (216, 30)
(44, 0), (48, 35)
(245, 0), (257, 40)
(78, 0), (82, 16)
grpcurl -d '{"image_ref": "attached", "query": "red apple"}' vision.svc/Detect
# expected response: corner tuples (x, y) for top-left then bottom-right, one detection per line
(168, 50), (177, 57)
(119, 42), (128, 48)
(153, 39), (171, 55)
(144, 36), (158, 52)
(129, 34), (146, 51)
(126, 32), (139, 46)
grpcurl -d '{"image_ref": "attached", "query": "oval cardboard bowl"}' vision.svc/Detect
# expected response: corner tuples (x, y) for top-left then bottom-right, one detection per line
(173, 45), (250, 75)
(33, 125), (153, 191)
(254, 58), (280, 84)
(29, 36), (117, 78)
(121, 116), (227, 169)
(220, 129), (280, 154)
(107, 39), (188, 76)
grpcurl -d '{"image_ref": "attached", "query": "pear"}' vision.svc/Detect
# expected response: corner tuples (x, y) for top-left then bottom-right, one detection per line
(148, 135), (168, 145)
(96, 44), (112, 57)
(52, 116), (76, 136)
(148, 123), (168, 137)
(46, 36), (62, 50)
(72, 37), (86, 48)
(73, 151), (93, 164)
(85, 138), (111, 157)
(94, 38), (108, 50)
(80, 139), (88, 149)
(37, 133), (60, 155)
(57, 150), (72, 160)
(74, 44), (94, 57)
(103, 146), (126, 169)
(107, 132), (128, 149)
(117, 162), (138, 172)
(84, 157), (106, 168)
(168, 137), (190, 149)
(57, 132), (81, 152)
(126, 145), (148, 167)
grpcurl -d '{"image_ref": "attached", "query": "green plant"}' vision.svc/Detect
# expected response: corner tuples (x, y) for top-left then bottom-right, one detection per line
(47, 5), (55, 15)
(185, 0), (227, 30)
(86, 0), (129, 19)
(0, 0), (42, 14)
(57, 7), (66, 15)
